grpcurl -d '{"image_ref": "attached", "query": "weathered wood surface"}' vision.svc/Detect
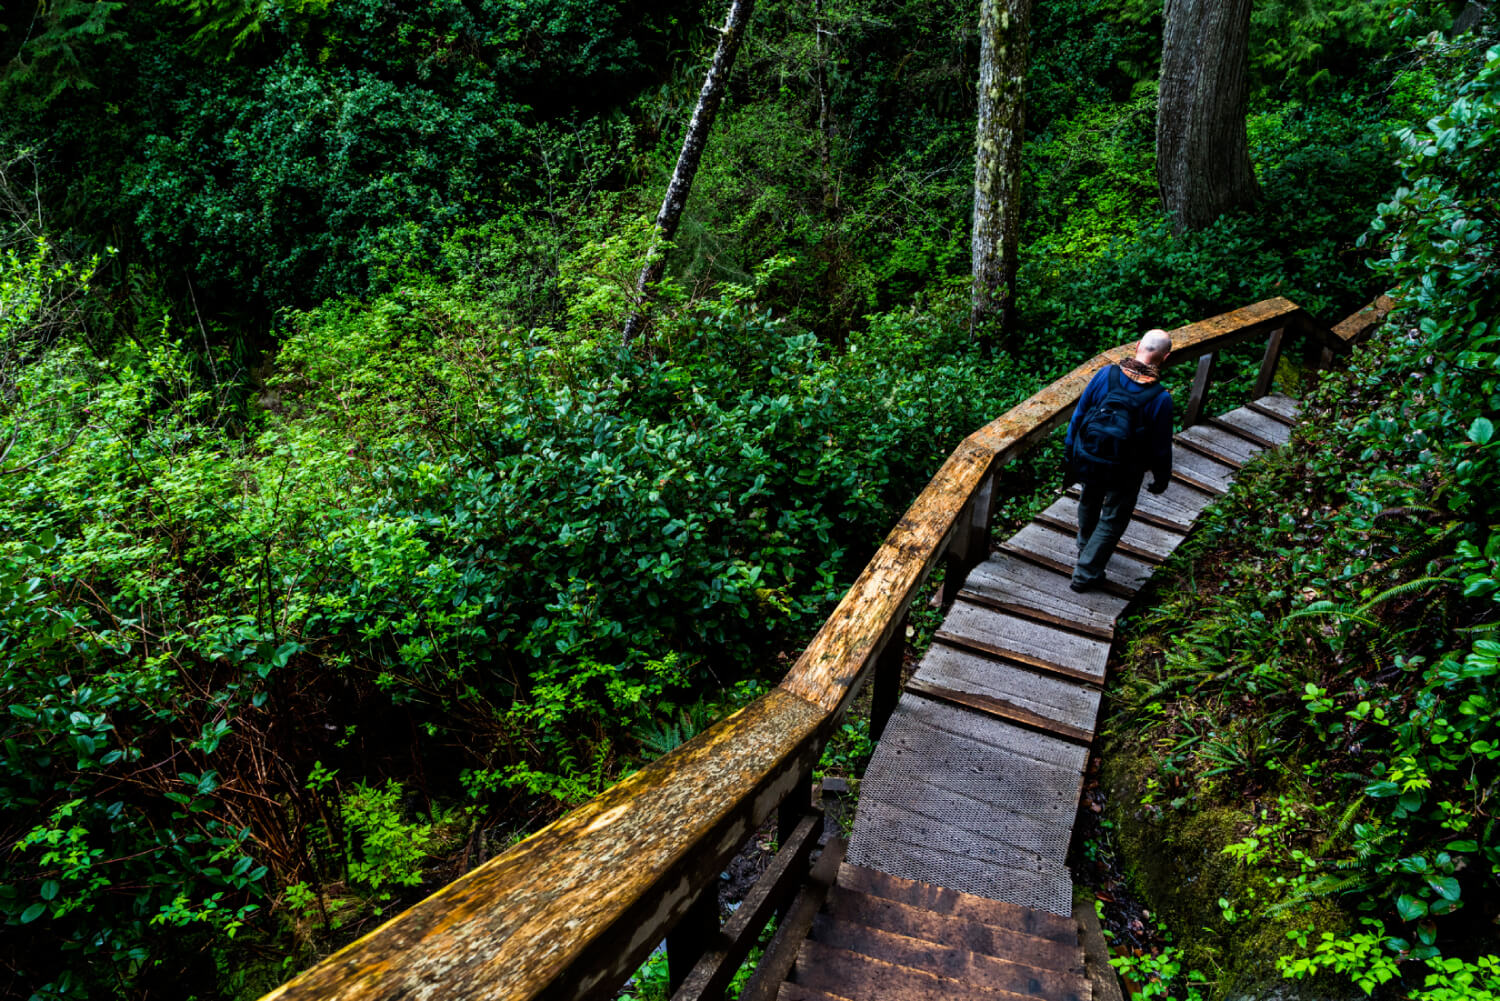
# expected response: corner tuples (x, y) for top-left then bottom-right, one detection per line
(1000, 523), (1156, 595)
(1213, 406), (1291, 447)
(823, 887), (1081, 970)
(853, 798), (1074, 869)
(807, 914), (1089, 1001)
(1034, 499), (1187, 565)
(906, 677), (1093, 744)
(935, 602), (1111, 682)
(1206, 413), (1280, 449)
(909, 643), (1101, 737)
(1329, 293), (1394, 346)
(836, 865), (1078, 943)
(1170, 444), (1237, 494)
(262, 689), (826, 1001)
(794, 939), (1037, 1001)
(961, 553), (1126, 639)
(1177, 424), (1263, 468)
(1065, 482), (1210, 534)
(673, 811), (823, 1001)
(1251, 392), (1301, 423)
(739, 839), (846, 1001)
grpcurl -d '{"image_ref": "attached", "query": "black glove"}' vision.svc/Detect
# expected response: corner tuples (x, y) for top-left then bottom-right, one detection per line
(1147, 476), (1168, 494)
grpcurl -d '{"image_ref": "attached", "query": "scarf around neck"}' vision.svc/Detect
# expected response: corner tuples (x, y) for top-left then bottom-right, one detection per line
(1121, 357), (1161, 383)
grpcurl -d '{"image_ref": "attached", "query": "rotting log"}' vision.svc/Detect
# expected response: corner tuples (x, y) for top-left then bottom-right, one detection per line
(263, 295), (1389, 1001)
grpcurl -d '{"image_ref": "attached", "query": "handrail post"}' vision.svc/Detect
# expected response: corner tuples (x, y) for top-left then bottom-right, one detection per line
(1253, 327), (1286, 398)
(941, 473), (996, 605)
(1183, 352), (1215, 428)
(869, 613), (909, 741)
(668, 882), (721, 993)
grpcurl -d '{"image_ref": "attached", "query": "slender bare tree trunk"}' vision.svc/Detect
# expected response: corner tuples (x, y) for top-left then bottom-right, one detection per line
(1156, 0), (1257, 233)
(622, 0), (755, 347)
(970, 0), (1032, 337)
(813, 0), (837, 211)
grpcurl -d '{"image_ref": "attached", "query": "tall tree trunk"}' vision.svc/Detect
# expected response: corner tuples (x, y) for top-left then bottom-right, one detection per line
(970, 0), (1032, 337)
(1156, 0), (1257, 233)
(813, 0), (837, 211)
(622, 0), (755, 348)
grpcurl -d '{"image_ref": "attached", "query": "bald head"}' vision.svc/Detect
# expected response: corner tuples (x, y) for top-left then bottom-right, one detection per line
(1137, 328), (1172, 365)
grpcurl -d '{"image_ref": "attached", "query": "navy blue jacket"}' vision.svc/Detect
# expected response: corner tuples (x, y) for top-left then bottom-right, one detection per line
(1065, 365), (1174, 484)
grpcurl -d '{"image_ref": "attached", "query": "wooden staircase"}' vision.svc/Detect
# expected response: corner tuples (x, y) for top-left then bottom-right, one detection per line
(764, 394), (1301, 1001)
(781, 863), (1089, 1001)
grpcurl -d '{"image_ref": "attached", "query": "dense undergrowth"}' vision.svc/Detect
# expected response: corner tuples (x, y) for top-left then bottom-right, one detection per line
(1101, 33), (1500, 1001)
(0, 1), (1487, 998)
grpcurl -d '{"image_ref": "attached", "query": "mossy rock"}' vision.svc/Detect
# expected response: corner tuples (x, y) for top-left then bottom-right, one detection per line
(1100, 740), (1360, 1001)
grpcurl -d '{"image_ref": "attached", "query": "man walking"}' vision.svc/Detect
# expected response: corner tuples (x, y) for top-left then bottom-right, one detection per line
(1064, 329), (1175, 593)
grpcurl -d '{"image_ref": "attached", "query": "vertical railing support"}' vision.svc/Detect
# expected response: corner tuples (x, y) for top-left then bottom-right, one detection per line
(1183, 352), (1215, 428)
(668, 882), (721, 993)
(869, 612), (909, 742)
(1253, 327), (1286, 399)
(942, 474), (996, 606)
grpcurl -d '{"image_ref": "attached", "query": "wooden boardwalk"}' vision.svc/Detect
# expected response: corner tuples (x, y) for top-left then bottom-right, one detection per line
(773, 394), (1300, 1001)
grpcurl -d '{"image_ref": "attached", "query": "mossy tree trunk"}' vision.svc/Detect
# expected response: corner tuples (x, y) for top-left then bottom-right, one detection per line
(970, 0), (1032, 340)
(622, 0), (755, 348)
(1156, 0), (1258, 234)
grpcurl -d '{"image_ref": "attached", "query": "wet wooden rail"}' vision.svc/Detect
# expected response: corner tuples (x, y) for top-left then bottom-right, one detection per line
(261, 295), (1390, 1001)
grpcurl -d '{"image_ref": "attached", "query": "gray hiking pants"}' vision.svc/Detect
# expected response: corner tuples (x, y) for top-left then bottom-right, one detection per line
(1073, 475), (1143, 586)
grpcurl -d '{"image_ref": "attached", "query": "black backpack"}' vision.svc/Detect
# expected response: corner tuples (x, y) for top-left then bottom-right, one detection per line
(1075, 365), (1164, 474)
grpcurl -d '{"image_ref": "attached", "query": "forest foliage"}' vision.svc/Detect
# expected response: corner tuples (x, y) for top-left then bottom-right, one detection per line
(0, 1), (1492, 998)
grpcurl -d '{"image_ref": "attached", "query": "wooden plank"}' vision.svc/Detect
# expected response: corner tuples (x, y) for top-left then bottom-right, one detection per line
(822, 885), (1082, 972)
(261, 688), (827, 1001)
(905, 677), (1093, 744)
(1177, 425), (1261, 467)
(1213, 406), (1292, 447)
(1063, 483), (1209, 534)
(1206, 415), (1277, 450)
(1250, 392), (1300, 422)
(935, 602), (1110, 684)
(1329, 293), (1394, 347)
(999, 523), (1156, 596)
(909, 643), (1102, 738)
(671, 812), (824, 1001)
(850, 793), (1075, 871)
(739, 839), (847, 1001)
(794, 939), (1038, 1001)
(836, 865), (1078, 944)
(809, 915), (1089, 1001)
(1170, 445), (1236, 495)
(1182, 352), (1214, 428)
(1035, 499), (1186, 565)
(961, 553), (1126, 638)
(1252, 326), (1285, 399)
(1074, 902), (1124, 1001)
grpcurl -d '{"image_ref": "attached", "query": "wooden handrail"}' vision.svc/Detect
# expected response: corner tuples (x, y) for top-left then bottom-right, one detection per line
(263, 295), (1369, 1001)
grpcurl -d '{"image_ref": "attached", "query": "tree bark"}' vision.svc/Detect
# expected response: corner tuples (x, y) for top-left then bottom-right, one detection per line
(622, 0), (755, 348)
(1156, 0), (1258, 234)
(970, 0), (1032, 337)
(813, 0), (837, 211)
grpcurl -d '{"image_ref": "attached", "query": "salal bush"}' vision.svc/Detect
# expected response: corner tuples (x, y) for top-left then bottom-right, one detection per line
(0, 263), (1018, 996)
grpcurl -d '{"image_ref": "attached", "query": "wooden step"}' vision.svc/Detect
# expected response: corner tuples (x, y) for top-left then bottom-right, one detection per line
(961, 552), (1127, 640)
(793, 939), (1047, 1001)
(838, 864), (1078, 944)
(1034, 498), (1187, 565)
(1215, 406), (1292, 447)
(1064, 482), (1211, 535)
(1249, 392), (1300, 424)
(809, 913), (1090, 1001)
(1177, 424), (1262, 467)
(908, 643), (1102, 743)
(935, 601), (1111, 686)
(1000, 523), (1156, 596)
(822, 884), (1084, 973)
(1170, 444), (1236, 494)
